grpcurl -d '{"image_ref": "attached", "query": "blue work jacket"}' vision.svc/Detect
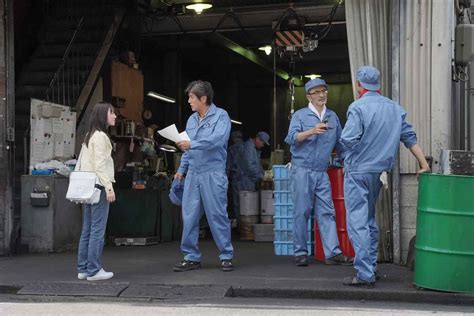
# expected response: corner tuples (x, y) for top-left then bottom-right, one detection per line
(340, 91), (417, 173)
(237, 139), (264, 183)
(285, 107), (344, 171)
(178, 104), (231, 174)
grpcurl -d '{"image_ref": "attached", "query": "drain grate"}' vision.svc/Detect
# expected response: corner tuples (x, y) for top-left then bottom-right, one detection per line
(17, 282), (129, 297)
(120, 284), (231, 299)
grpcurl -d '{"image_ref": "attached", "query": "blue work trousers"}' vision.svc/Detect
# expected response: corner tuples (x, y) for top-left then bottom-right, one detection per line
(344, 172), (381, 282)
(291, 166), (341, 258)
(181, 170), (234, 262)
(77, 190), (110, 276)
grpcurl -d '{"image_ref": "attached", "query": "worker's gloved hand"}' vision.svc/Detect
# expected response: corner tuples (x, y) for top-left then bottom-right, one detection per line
(380, 171), (389, 190)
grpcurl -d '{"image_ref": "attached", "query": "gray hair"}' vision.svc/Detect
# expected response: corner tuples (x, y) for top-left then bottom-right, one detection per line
(185, 80), (214, 105)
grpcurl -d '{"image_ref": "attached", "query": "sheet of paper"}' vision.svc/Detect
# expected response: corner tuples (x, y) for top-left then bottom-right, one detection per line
(63, 140), (75, 158)
(44, 140), (54, 161)
(52, 118), (64, 134)
(179, 131), (190, 141)
(43, 119), (53, 135)
(35, 119), (45, 139)
(54, 134), (64, 157)
(158, 124), (181, 143)
(63, 117), (75, 138)
(30, 140), (45, 166)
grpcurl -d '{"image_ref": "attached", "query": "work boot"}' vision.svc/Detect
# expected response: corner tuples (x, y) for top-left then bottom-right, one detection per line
(324, 253), (353, 266)
(375, 270), (380, 281)
(294, 255), (309, 267)
(343, 276), (375, 288)
(173, 260), (201, 272)
(221, 260), (234, 272)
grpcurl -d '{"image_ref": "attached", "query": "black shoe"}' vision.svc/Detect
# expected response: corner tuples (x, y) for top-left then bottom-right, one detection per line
(294, 255), (309, 267)
(173, 260), (201, 272)
(325, 254), (354, 266)
(343, 276), (375, 288)
(375, 270), (380, 281)
(221, 260), (234, 272)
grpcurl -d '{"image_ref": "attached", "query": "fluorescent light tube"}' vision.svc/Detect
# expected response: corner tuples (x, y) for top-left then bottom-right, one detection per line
(147, 91), (176, 103)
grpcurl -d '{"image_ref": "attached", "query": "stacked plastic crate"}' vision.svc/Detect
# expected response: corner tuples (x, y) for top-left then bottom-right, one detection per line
(273, 165), (313, 255)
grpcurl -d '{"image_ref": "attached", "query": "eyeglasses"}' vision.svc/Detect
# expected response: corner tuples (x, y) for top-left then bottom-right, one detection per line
(308, 89), (328, 96)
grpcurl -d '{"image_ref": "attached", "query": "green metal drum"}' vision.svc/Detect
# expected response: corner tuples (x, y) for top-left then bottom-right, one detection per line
(414, 173), (474, 293)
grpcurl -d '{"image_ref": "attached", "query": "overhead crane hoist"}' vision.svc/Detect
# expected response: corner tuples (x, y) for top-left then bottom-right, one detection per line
(272, 1), (342, 119)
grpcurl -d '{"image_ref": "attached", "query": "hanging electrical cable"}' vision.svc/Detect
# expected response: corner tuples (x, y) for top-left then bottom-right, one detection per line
(287, 56), (296, 120)
(210, 8), (255, 44)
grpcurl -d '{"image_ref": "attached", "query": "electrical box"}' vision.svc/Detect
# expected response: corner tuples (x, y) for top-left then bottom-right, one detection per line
(439, 149), (474, 175)
(455, 24), (474, 65)
(21, 175), (82, 252)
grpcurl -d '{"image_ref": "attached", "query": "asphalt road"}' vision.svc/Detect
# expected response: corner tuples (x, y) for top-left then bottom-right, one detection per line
(0, 297), (473, 315)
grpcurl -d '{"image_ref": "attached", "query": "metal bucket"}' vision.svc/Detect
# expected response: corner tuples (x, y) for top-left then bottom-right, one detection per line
(414, 173), (474, 293)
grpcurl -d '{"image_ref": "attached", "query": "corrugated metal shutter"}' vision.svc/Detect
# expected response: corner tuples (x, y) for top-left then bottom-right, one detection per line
(347, 0), (453, 173)
(399, 0), (454, 173)
(345, 0), (390, 97)
(398, 0), (432, 173)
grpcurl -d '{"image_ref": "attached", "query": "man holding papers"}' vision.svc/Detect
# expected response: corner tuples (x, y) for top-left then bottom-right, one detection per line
(173, 80), (234, 272)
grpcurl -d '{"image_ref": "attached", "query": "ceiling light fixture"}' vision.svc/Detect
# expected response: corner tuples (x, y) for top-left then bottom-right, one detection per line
(147, 91), (176, 103)
(304, 74), (322, 80)
(230, 119), (243, 125)
(185, 3), (212, 14)
(258, 45), (272, 56)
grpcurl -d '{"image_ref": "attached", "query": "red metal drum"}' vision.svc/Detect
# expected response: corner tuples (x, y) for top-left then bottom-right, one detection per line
(315, 167), (355, 261)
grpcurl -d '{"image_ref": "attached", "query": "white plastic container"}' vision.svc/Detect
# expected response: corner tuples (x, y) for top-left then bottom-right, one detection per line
(239, 191), (259, 216)
(260, 190), (274, 223)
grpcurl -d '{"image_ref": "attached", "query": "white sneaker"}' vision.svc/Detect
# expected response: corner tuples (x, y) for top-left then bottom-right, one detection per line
(86, 268), (114, 281)
(77, 272), (87, 280)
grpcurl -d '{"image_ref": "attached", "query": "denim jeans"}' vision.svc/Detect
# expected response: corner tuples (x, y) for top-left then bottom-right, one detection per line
(77, 189), (110, 276)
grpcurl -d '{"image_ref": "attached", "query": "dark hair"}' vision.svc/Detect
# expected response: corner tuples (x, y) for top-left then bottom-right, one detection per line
(185, 80), (214, 105)
(83, 102), (114, 147)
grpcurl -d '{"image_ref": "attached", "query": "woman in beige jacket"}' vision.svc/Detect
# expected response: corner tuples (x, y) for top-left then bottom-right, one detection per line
(77, 102), (116, 281)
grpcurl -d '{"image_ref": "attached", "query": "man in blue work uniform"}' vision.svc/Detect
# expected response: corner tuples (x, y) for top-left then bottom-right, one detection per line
(229, 131), (269, 228)
(285, 78), (353, 267)
(226, 130), (244, 228)
(341, 66), (430, 287)
(174, 80), (234, 272)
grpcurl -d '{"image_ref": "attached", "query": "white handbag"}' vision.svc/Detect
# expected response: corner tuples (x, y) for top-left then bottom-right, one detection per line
(66, 145), (101, 205)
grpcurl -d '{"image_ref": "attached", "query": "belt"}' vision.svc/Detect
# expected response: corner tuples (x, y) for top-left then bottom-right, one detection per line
(95, 184), (105, 190)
